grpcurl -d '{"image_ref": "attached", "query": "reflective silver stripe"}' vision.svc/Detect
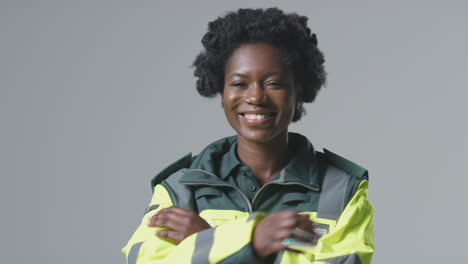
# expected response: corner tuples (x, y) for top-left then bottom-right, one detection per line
(247, 212), (263, 221)
(127, 242), (143, 264)
(319, 253), (361, 264)
(273, 250), (285, 264)
(165, 168), (194, 210)
(279, 169), (286, 182)
(191, 228), (215, 264)
(317, 165), (351, 220)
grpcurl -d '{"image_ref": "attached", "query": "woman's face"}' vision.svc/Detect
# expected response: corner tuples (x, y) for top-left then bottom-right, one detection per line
(223, 43), (300, 143)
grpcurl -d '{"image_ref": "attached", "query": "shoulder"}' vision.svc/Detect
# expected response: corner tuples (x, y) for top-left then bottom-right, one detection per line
(149, 135), (237, 190)
(149, 153), (197, 210)
(150, 152), (195, 191)
(315, 148), (370, 214)
(317, 148), (368, 180)
(317, 148), (369, 209)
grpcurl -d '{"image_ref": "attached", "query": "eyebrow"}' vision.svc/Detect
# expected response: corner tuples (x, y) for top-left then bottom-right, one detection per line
(227, 71), (282, 79)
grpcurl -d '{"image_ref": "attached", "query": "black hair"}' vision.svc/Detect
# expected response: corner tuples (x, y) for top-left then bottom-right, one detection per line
(192, 7), (327, 122)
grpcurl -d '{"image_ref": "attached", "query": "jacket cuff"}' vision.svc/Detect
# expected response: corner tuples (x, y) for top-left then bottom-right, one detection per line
(236, 242), (265, 263)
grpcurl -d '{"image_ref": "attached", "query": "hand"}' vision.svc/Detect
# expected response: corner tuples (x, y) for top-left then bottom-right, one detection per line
(147, 206), (211, 244)
(252, 210), (319, 258)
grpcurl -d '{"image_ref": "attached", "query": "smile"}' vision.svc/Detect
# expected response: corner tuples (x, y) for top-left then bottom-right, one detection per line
(244, 113), (275, 120)
(239, 112), (277, 123)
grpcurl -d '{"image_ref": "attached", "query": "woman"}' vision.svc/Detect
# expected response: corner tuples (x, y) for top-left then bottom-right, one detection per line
(122, 7), (374, 264)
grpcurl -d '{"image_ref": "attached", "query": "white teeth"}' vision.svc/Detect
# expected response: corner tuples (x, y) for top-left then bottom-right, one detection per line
(244, 114), (271, 120)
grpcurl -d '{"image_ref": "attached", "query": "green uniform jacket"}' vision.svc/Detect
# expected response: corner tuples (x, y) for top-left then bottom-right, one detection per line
(122, 133), (374, 263)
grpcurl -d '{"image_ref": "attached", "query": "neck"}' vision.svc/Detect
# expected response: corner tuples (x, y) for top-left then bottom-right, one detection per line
(236, 131), (291, 186)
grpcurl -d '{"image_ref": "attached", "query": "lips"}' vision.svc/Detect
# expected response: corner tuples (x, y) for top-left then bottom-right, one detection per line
(241, 113), (276, 120)
(239, 112), (277, 123)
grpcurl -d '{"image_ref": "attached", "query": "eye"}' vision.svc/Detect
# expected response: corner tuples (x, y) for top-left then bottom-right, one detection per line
(266, 81), (283, 89)
(231, 82), (248, 88)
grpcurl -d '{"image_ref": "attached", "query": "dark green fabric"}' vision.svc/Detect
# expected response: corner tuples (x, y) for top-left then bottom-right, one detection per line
(217, 242), (266, 264)
(150, 152), (193, 192)
(323, 148), (368, 180)
(234, 165), (261, 201)
(150, 132), (368, 215)
(179, 132), (366, 214)
(148, 132), (368, 263)
(321, 148), (369, 208)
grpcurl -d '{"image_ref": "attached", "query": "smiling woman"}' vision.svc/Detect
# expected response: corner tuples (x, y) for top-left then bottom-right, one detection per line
(122, 7), (374, 264)
(223, 43), (297, 142)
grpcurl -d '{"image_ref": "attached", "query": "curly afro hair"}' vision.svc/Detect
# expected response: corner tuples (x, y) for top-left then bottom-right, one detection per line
(192, 7), (327, 122)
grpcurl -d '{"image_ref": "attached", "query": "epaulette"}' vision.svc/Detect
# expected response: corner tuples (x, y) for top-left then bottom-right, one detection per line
(322, 148), (368, 180)
(150, 152), (195, 192)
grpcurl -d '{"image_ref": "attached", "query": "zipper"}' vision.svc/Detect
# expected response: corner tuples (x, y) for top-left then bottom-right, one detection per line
(181, 169), (320, 213)
(181, 169), (253, 213)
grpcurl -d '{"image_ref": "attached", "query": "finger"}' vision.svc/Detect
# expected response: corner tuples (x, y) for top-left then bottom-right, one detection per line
(153, 206), (178, 218)
(268, 212), (298, 229)
(155, 229), (185, 244)
(151, 216), (186, 231)
(275, 229), (295, 242)
(295, 214), (313, 226)
(147, 213), (169, 227)
(279, 217), (298, 229)
(156, 206), (195, 218)
(276, 209), (298, 219)
(148, 208), (188, 227)
(290, 228), (315, 243)
(296, 215), (320, 238)
(269, 240), (288, 253)
(165, 206), (197, 216)
(155, 210), (188, 222)
(157, 210), (203, 226)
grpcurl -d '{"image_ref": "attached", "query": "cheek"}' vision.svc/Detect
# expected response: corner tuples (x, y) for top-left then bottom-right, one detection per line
(222, 91), (240, 122)
(222, 90), (241, 111)
(276, 94), (297, 123)
(277, 92), (296, 112)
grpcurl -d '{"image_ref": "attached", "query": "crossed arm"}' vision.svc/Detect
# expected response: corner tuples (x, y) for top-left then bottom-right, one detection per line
(122, 181), (374, 263)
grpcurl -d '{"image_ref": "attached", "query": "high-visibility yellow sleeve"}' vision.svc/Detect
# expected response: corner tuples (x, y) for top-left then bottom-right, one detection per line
(121, 184), (266, 264)
(313, 180), (374, 263)
(121, 184), (176, 263)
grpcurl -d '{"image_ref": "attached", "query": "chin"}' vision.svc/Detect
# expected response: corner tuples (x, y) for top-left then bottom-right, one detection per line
(237, 129), (284, 143)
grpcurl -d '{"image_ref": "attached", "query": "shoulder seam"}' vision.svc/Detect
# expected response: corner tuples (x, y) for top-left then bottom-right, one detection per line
(151, 152), (193, 191)
(322, 148), (368, 179)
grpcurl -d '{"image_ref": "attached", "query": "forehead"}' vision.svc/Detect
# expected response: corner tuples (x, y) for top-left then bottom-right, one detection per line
(224, 43), (288, 75)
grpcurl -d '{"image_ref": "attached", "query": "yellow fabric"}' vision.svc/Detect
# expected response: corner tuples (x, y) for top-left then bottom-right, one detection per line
(313, 180), (374, 264)
(121, 185), (264, 264)
(209, 213), (263, 263)
(279, 212), (336, 262)
(199, 209), (249, 227)
(278, 181), (373, 263)
(121, 185), (178, 263)
(123, 181), (374, 263)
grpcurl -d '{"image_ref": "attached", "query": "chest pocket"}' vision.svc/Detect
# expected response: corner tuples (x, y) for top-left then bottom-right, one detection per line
(195, 187), (249, 226)
(274, 192), (312, 212)
(281, 193), (311, 206)
(194, 185), (245, 213)
(194, 187), (222, 211)
(195, 187), (222, 199)
(199, 209), (249, 227)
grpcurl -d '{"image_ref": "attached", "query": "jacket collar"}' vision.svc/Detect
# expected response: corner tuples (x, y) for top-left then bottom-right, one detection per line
(181, 132), (322, 190)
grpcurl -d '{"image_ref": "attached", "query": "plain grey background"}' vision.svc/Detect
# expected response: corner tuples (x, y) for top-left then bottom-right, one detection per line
(1, 1), (467, 263)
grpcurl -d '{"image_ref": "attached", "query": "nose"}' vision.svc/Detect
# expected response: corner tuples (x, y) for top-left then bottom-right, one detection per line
(245, 83), (266, 105)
